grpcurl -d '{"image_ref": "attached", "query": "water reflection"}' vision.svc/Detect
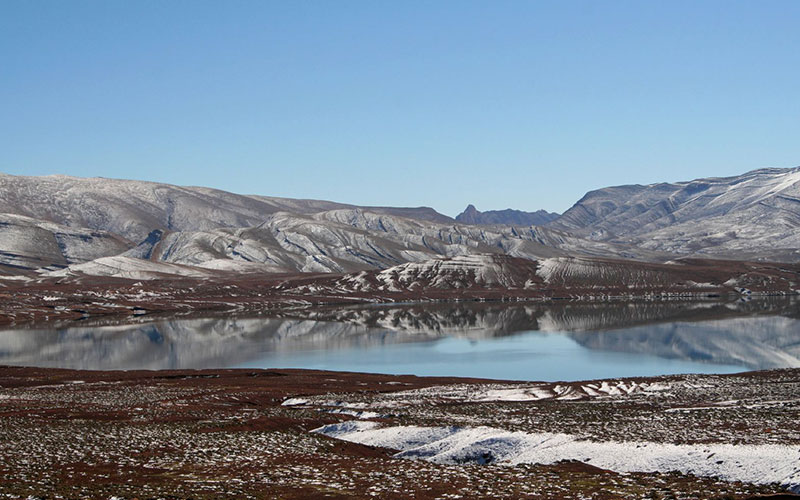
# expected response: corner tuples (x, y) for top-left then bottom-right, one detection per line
(0, 298), (797, 376)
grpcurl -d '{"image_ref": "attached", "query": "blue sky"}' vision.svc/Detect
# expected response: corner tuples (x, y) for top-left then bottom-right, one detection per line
(2, 1), (799, 216)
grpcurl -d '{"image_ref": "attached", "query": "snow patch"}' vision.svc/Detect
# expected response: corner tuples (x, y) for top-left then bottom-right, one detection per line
(280, 398), (309, 407)
(314, 423), (800, 491)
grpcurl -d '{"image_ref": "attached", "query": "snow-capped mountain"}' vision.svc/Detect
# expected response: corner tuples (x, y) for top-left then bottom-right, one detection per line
(549, 167), (800, 260)
(0, 173), (453, 243)
(1, 167), (799, 279)
(0, 172), (665, 275)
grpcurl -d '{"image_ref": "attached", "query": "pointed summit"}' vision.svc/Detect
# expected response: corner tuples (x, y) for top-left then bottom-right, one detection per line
(456, 204), (481, 224)
(456, 204), (559, 226)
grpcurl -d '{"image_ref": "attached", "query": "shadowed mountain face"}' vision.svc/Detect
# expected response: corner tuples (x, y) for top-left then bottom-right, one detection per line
(456, 204), (560, 226)
(0, 299), (796, 371)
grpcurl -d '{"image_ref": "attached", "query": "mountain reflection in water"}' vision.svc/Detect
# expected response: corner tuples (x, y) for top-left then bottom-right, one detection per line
(0, 298), (798, 377)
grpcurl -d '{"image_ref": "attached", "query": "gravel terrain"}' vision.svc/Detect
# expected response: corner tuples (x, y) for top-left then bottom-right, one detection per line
(1, 366), (798, 499)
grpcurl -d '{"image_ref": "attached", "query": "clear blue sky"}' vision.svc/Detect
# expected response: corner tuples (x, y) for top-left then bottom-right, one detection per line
(2, 1), (799, 216)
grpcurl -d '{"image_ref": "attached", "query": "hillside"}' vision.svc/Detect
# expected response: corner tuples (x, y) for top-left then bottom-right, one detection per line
(550, 167), (800, 260)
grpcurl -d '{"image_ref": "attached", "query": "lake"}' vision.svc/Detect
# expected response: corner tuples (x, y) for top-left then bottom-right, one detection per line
(1, 298), (798, 381)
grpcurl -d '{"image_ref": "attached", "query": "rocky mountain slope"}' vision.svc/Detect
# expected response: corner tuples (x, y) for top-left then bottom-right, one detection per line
(18, 206), (660, 276)
(3, 173), (626, 275)
(0, 213), (131, 274)
(549, 167), (800, 260)
(0, 174), (453, 244)
(117, 211), (665, 275)
(455, 204), (559, 226)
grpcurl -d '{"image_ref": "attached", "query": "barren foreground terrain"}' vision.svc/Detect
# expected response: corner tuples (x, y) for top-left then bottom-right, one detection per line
(1, 366), (799, 499)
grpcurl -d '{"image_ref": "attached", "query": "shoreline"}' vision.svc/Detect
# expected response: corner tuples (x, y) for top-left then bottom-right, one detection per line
(3, 253), (799, 327)
(2, 272), (797, 328)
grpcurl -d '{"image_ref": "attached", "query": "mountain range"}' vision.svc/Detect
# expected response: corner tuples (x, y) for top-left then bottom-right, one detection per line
(1, 167), (799, 280)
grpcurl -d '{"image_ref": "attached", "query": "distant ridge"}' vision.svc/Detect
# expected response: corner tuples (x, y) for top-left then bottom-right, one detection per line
(455, 204), (560, 226)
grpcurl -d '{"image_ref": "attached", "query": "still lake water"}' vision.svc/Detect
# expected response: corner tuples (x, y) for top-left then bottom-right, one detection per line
(1, 299), (798, 381)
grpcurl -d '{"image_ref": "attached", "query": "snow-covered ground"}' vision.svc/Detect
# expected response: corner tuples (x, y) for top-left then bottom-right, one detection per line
(314, 421), (800, 491)
(276, 368), (800, 494)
